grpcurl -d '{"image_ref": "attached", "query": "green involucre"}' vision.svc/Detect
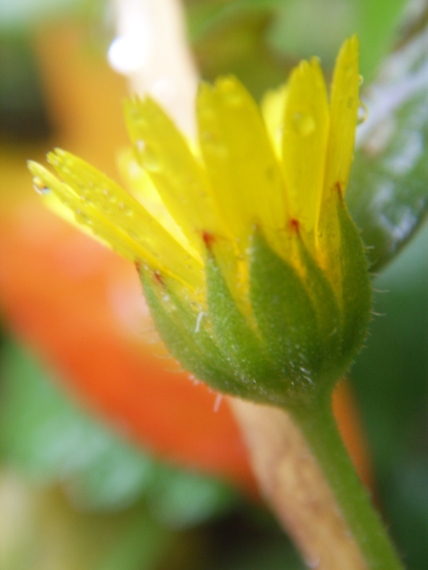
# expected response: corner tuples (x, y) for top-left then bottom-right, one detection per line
(140, 199), (371, 408)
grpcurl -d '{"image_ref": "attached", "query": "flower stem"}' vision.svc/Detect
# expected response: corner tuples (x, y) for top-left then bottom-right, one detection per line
(292, 396), (403, 570)
(229, 396), (404, 570)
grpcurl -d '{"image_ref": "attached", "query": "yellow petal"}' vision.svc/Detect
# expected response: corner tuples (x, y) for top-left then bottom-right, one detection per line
(324, 36), (359, 199)
(30, 161), (151, 261)
(261, 84), (287, 157)
(197, 77), (287, 249)
(29, 153), (203, 288)
(281, 57), (329, 233)
(124, 97), (226, 252)
(116, 148), (194, 255)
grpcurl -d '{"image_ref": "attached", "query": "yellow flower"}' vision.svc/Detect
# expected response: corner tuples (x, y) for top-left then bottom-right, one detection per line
(29, 37), (371, 407)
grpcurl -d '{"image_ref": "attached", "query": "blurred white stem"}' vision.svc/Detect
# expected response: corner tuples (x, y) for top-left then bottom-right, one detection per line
(229, 398), (367, 570)
(109, 0), (198, 135)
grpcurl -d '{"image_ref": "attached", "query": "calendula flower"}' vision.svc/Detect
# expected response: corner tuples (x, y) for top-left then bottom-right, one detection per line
(29, 36), (371, 409)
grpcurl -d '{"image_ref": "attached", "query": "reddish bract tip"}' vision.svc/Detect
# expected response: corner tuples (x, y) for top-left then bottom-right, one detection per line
(153, 270), (164, 285)
(202, 231), (215, 250)
(335, 181), (344, 199)
(290, 218), (300, 233)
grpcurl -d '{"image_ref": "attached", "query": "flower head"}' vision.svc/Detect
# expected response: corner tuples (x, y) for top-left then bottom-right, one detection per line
(29, 37), (371, 409)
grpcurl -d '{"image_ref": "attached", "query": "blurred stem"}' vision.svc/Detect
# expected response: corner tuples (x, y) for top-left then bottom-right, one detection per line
(230, 396), (403, 570)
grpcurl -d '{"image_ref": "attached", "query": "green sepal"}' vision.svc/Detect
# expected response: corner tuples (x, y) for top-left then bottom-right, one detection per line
(292, 234), (342, 379)
(140, 267), (236, 392)
(336, 200), (372, 366)
(249, 230), (322, 400)
(205, 252), (281, 402)
(140, 265), (272, 400)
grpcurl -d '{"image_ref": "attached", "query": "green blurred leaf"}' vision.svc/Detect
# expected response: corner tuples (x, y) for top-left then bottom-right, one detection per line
(351, 221), (428, 569)
(186, 0), (282, 41)
(0, 340), (236, 524)
(220, 541), (305, 570)
(0, 34), (52, 142)
(188, 7), (294, 100)
(0, 0), (80, 29)
(265, 0), (358, 70)
(265, 0), (408, 79)
(347, 19), (428, 271)
(147, 466), (238, 529)
(0, 340), (153, 510)
(0, 470), (172, 570)
(186, 0), (409, 97)
(355, 0), (408, 80)
(0, 0), (108, 31)
(204, 504), (306, 570)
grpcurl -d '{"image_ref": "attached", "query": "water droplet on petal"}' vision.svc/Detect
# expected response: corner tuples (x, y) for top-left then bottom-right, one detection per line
(216, 78), (244, 107)
(141, 146), (161, 172)
(357, 101), (369, 125)
(292, 112), (315, 136)
(136, 139), (146, 152)
(118, 202), (134, 217)
(33, 177), (50, 195)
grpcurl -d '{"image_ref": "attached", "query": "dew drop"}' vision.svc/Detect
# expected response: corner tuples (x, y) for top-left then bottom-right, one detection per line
(49, 154), (60, 166)
(119, 202), (133, 217)
(218, 78), (243, 106)
(136, 139), (146, 152)
(292, 112), (315, 136)
(74, 209), (92, 225)
(33, 177), (50, 195)
(357, 101), (369, 125)
(141, 146), (161, 172)
(223, 89), (243, 107)
(136, 116), (149, 129)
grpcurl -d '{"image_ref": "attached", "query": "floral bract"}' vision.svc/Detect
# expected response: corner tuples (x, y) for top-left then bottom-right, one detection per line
(29, 37), (371, 408)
